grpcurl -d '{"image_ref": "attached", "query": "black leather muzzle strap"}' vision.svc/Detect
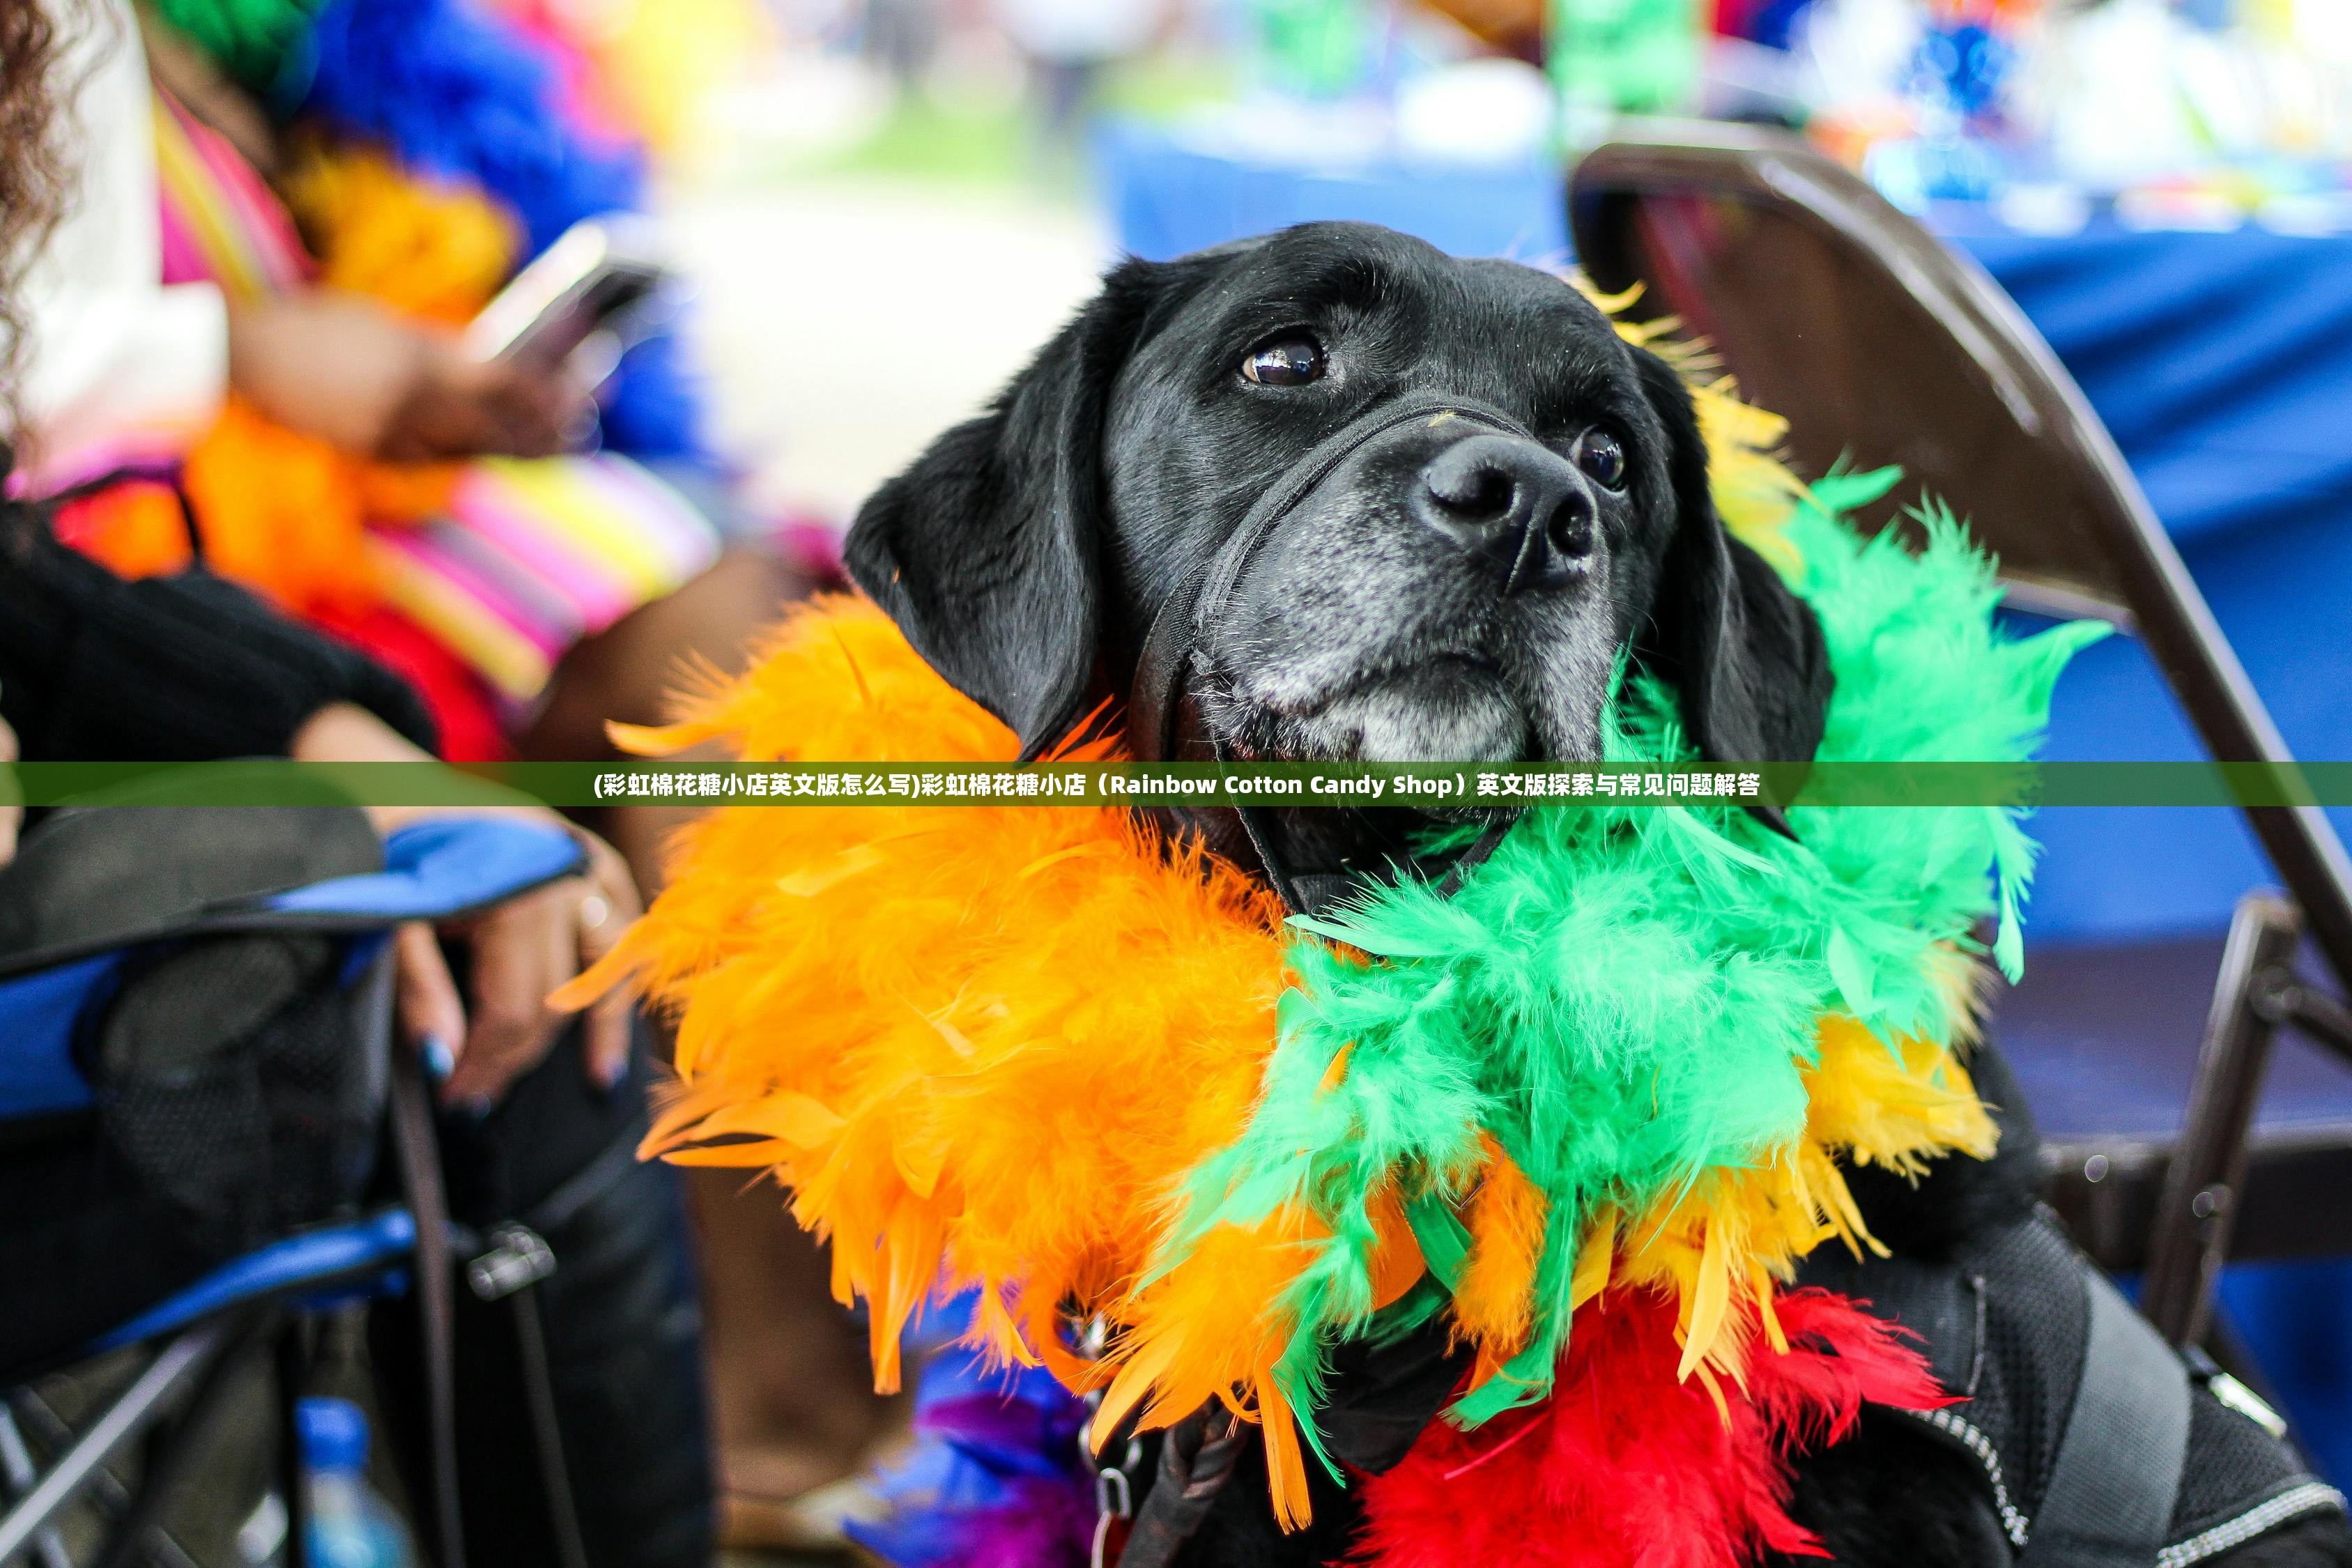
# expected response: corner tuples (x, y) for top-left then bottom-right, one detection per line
(1128, 390), (1535, 768)
(1126, 390), (1532, 915)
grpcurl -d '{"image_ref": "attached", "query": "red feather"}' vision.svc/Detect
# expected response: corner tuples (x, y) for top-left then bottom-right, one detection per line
(1353, 1287), (1949, 1568)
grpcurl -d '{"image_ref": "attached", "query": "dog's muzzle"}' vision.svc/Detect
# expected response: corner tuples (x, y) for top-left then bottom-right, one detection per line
(1126, 389), (1538, 767)
(1126, 390), (1533, 914)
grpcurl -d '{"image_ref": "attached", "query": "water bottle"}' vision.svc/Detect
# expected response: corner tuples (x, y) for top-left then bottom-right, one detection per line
(296, 1398), (415, 1568)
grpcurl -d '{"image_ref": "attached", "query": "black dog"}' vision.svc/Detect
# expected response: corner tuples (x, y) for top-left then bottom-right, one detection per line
(840, 222), (2351, 1567)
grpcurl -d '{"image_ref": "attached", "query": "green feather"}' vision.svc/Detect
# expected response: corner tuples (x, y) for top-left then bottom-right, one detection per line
(149, 0), (327, 91)
(1153, 493), (2111, 1437)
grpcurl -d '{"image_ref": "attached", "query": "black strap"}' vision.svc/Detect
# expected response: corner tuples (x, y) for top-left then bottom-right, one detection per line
(1116, 1412), (1248, 1568)
(387, 1045), (467, 1568)
(1429, 820), (1514, 901)
(509, 1282), (592, 1568)
(1132, 392), (1535, 918)
(1128, 391), (1536, 766)
(2018, 1270), (2191, 1568)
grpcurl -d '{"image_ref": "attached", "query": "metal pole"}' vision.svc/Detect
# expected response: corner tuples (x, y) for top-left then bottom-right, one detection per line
(0, 1321), (234, 1563)
(0, 1404), (72, 1568)
(2142, 893), (2303, 1346)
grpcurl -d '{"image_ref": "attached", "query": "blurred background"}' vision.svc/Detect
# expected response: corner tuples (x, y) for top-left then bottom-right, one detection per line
(661, 0), (2352, 514)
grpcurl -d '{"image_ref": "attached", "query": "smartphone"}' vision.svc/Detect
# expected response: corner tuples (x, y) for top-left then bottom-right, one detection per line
(463, 216), (675, 374)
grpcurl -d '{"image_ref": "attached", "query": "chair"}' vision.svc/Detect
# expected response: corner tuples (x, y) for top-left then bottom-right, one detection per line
(1567, 121), (2352, 1362)
(0, 817), (587, 1568)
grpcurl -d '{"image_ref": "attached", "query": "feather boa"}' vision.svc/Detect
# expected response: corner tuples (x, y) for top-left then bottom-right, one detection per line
(297, 0), (643, 256)
(289, 0), (708, 457)
(1153, 474), (2103, 1465)
(854, 1279), (1952, 1568)
(280, 143), (520, 323)
(148, 0), (324, 92)
(845, 1298), (1098, 1568)
(571, 386), (2105, 1545)
(1356, 1286), (1948, 1568)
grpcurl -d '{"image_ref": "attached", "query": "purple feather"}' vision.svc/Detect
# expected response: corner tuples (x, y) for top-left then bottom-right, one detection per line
(847, 1308), (1099, 1568)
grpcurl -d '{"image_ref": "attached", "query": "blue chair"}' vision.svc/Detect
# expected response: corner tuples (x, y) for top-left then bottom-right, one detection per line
(0, 816), (586, 1568)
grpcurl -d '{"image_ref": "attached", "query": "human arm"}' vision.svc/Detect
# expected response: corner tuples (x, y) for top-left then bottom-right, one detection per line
(289, 703), (639, 1107)
(226, 291), (592, 463)
(0, 515), (436, 759)
(0, 516), (635, 1105)
(20, 0), (585, 478)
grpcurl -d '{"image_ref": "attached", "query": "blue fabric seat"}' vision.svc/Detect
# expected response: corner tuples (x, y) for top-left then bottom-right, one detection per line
(0, 815), (584, 1567)
(0, 816), (583, 1122)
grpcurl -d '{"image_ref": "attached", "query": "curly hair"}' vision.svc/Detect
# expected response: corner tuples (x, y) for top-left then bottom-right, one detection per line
(0, 0), (84, 466)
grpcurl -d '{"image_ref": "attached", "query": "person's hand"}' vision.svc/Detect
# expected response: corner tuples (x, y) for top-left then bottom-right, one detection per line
(290, 702), (640, 1108)
(226, 291), (590, 463)
(392, 829), (640, 1111)
(379, 340), (592, 463)
(0, 711), (19, 868)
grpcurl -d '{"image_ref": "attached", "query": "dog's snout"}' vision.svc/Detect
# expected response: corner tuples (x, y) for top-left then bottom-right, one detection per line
(1411, 434), (1594, 593)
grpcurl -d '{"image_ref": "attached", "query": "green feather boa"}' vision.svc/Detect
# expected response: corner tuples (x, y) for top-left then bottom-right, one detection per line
(1160, 474), (2110, 1461)
(148, 0), (326, 92)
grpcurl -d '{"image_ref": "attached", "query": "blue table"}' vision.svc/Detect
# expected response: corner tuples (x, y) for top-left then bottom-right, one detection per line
(1094, 120), (2352, 948)
(1096, 119), (2352, 1477)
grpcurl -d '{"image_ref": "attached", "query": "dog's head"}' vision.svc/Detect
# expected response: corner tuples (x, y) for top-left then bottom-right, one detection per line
(845, 222), (1830, 786)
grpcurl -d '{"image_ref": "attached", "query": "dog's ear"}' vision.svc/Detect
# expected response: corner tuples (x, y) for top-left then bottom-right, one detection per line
(845, 258), (1194, 760)
(1631, 346), (1833, 833)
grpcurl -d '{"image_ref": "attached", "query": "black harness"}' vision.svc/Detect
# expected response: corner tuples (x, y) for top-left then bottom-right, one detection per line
(1801, 1206), (2344, 1568)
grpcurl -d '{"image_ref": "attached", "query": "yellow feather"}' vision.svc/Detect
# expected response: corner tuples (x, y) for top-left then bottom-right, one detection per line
(1677, 1217), (1732, 1383)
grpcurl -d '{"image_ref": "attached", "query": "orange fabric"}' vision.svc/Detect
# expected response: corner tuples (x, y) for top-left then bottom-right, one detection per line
(52, 483), (197, 580)
(177, 397), (458, 617)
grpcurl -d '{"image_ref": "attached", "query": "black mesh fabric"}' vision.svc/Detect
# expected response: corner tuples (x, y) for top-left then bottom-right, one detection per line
(1806, 1207), (2341, 1558)
(95, 934), (384, 1255)
(0, 807), (391, 1377)
(1963, 1212), (2094, 1528)
(2172, 1383), (2318, 1542)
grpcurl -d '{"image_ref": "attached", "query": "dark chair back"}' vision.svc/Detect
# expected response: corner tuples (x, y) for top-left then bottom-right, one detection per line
(1567, 118), (2352, 991)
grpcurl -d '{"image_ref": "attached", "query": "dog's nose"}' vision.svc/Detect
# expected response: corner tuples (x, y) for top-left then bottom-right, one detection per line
(1411, 434), (1594, 592)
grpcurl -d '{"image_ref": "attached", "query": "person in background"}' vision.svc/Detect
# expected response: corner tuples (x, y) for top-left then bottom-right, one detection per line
(864, 0), (944, 91)
(18, 0), (799, 892)
(0, 3), (713, 1554)
(991, 0), (1167, 141)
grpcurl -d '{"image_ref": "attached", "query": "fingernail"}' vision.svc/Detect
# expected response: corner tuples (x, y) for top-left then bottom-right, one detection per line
(461, 1095), (497, 1121)
(422, 1034), (456, 1081)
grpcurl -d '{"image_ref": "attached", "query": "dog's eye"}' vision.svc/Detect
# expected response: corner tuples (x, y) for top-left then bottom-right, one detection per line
(1577, 430), (1627, 490)
(1241, 337), (1325, 386)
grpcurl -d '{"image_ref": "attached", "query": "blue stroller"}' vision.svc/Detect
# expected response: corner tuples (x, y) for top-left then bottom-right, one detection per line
(0, 808), (588, 1568)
